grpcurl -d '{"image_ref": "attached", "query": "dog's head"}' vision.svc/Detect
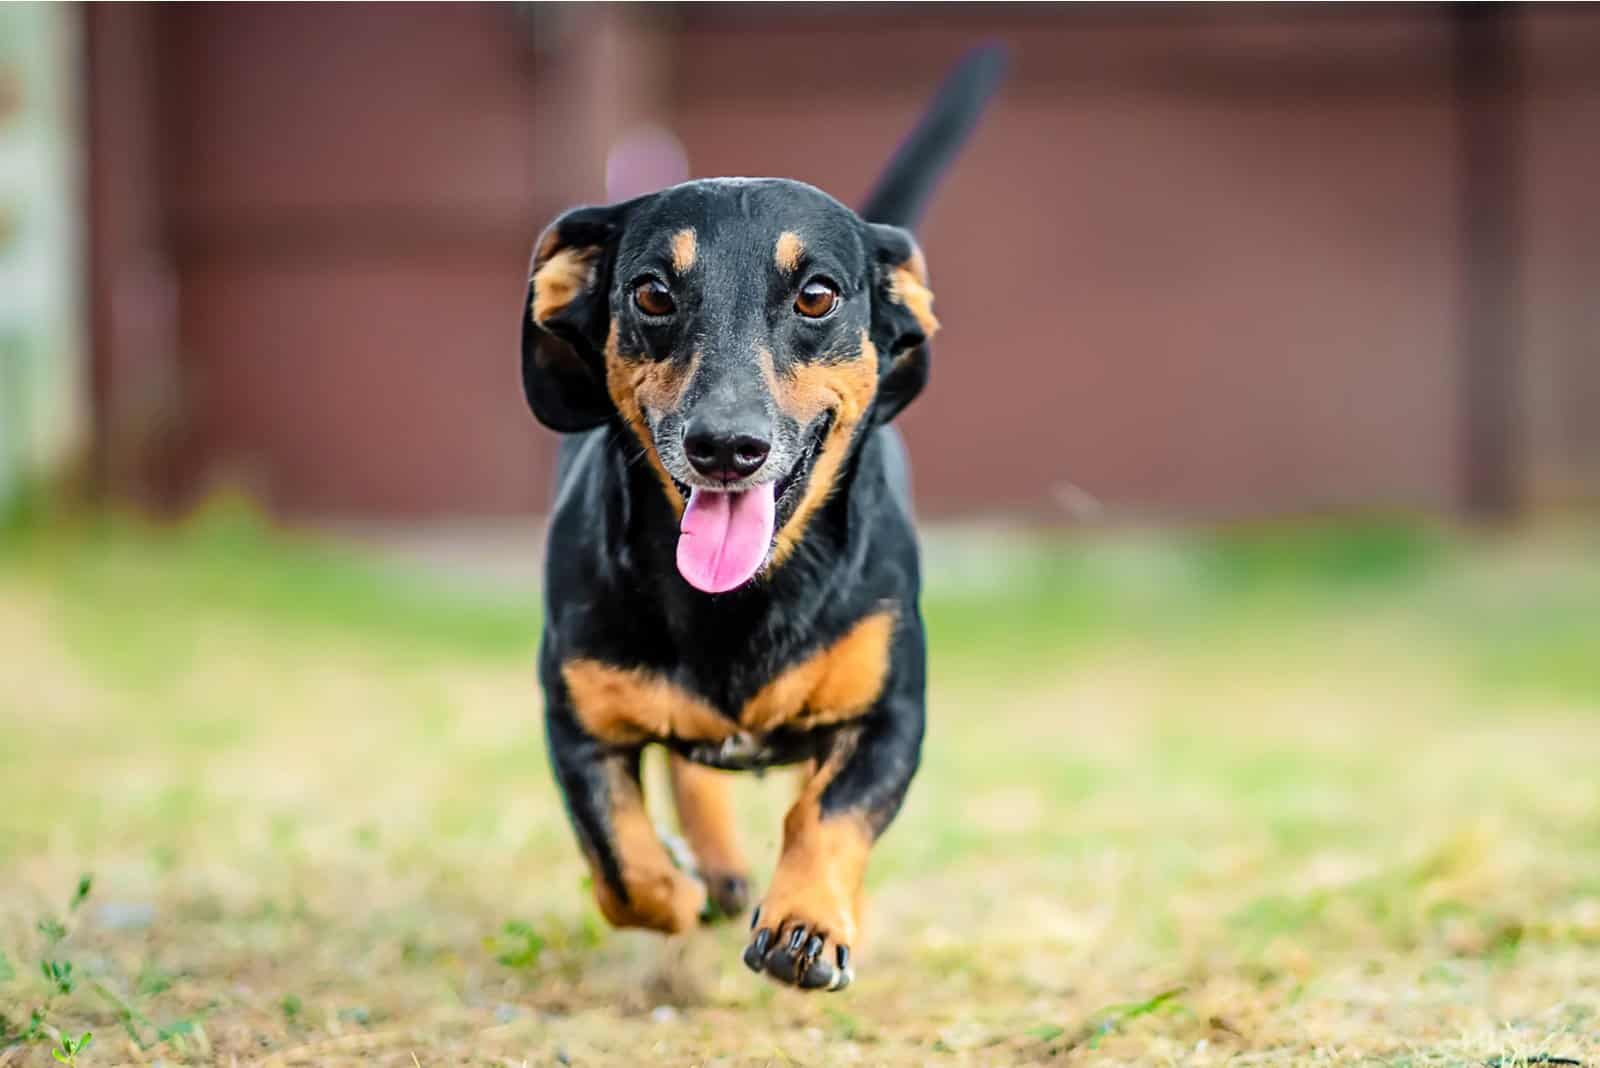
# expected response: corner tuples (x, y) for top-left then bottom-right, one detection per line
(524, 179), (938, 593)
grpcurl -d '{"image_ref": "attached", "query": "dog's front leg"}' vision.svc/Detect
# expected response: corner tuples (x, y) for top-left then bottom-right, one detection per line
(546, 704), (707, 934)
(743, 695), (924, 991)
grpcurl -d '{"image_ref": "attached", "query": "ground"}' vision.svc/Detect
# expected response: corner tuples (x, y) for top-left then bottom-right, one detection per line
(2, 506), (1599, 1066)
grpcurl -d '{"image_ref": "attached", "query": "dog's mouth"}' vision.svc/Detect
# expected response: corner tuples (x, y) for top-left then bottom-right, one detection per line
(672, 413), (831, 594)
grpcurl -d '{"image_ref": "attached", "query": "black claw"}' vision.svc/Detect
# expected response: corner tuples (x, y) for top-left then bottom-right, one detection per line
(750, 906), (761, 931)
(799, 955), (834, 990)
(764, 942), (801, 984)
(743, 928), (772, 973)
(787, 927), (807, 952)
(836, 945), (850, 972)
(804, 934), (824, 964)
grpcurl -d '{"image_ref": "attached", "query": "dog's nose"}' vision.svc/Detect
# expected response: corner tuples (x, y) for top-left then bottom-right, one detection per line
(683, 421), (771, 481)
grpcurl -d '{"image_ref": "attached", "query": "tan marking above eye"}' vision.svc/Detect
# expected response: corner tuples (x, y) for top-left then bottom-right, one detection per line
(775, 231), (805, 274)
(671, 228), (697, 273)
(794, 279), (839, 319)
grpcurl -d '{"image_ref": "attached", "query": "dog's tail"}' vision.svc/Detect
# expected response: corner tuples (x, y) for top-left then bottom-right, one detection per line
(859, 44), (1008, 230)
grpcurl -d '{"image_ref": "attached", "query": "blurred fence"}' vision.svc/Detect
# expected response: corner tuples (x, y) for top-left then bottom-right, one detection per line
(67, 4), (1600, 521)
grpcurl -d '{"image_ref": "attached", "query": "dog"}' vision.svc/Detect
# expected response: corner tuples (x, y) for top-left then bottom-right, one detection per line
(521, 48), (1004, 992)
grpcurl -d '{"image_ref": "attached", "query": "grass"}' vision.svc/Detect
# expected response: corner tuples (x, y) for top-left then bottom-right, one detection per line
(3, 504), (1600, 1065)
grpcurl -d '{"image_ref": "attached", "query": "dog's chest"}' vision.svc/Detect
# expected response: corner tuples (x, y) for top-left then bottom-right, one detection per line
(559, 611), (894, 748)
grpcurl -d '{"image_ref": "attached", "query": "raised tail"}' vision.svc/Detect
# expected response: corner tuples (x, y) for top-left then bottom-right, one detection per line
(858, 44), (1009, 230)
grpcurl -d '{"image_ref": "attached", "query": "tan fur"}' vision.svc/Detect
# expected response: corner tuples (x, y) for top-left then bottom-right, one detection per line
(741, 611), (895, 732)
(669, 754), (747, 881)
(775, 231), (805, 274)
(758, 736), (872, 949)
(530, 246), (600, 325)
(603, 323), (686, 518)
(671, 228), (698, 273)
(562, 609), (893, 745)
(770, 331), (881, 567)
(586, 757), (706, 933)
(889, 260), (940, 339)
(561, 659), (740, 746)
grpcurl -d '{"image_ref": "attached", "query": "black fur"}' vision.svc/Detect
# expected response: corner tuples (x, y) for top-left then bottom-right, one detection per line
(521, 46), (1003, 989)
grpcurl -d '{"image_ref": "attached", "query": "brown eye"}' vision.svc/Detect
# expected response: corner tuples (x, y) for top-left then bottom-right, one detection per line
(633, 278), (675, 317)
(794, 279), (839, 319)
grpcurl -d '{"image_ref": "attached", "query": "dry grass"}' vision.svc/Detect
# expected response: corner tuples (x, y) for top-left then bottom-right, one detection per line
(2, 512), (1599, 1066)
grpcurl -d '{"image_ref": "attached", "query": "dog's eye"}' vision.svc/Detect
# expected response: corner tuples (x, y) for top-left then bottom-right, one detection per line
(794, 279), (839, 319)
(633, 279), (675, 317)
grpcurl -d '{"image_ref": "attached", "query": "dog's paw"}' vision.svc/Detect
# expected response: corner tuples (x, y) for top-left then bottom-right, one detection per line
(661, 832), (749, 925)
(702, 871), (751, 923)
(742, 902), (854, 991)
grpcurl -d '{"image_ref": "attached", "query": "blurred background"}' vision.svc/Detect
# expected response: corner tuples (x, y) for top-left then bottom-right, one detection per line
(4, 3), (1596, 527)
(3, 5), (1600, 1065)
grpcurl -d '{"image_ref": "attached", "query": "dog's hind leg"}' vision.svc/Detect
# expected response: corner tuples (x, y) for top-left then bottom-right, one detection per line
(667, 754), (750, 921)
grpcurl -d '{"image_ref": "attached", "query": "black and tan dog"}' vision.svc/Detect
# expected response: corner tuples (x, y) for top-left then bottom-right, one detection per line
(521, 50), (1003, 992)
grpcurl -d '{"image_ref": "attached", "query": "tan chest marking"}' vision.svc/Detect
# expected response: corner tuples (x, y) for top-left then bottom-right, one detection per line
(561, 660), (737, 746)
(740, 611), (896, 732)
(561, 610), (896, 745)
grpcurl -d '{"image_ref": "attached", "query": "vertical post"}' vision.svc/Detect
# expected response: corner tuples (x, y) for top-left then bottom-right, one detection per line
(83, 3), (178, 507)
(1453, 3), (1522, 520)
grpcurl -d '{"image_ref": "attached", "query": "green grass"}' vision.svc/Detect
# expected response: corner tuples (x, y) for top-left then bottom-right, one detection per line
(2, 508), (1599, 1065)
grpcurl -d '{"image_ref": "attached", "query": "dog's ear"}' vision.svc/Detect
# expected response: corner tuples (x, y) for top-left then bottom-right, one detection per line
(523, 204), (628, 432)
(864, 222), (939, 425)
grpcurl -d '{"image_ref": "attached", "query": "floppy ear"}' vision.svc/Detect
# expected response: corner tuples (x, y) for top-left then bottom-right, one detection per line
(522, 204), (627, 432)
(865, 222), (940, 425)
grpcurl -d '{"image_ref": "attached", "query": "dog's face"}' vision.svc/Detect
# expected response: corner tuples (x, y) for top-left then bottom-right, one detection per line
(525, 179), (938, 591)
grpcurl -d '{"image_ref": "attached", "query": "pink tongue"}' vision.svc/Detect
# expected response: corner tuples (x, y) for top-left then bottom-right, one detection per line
(676, 485), (777, 593)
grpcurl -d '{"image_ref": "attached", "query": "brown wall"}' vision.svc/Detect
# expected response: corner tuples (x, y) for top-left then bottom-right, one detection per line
(88, 5), (1600, 520)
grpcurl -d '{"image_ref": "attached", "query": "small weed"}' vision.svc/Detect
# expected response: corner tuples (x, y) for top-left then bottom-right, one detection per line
(51, 1031), (92, 1066)
(1081, 987), (1188, 1049)
(156, 1016), (196, 1044)
(2, 873), (187, 1057)
(135, 961), (174, 996)
(41, 959), (75, 995)
(490, 920), (547, 969)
